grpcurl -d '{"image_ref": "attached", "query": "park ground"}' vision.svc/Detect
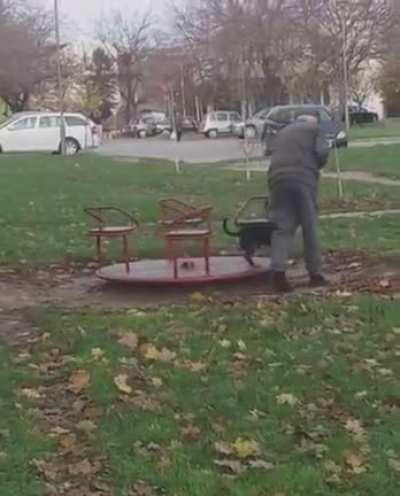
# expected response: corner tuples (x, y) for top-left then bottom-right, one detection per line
(0, 144), (400, 495)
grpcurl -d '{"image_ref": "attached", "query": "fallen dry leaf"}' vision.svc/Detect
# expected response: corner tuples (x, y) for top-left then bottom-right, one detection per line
(190, 292), (207, 304)
(231, 437), (261, 459)
(214, 441), (233, 456)
(50, 426), (70, 436)
(179, 360), (207, 372)
(118, 332), (139, 351)
(59, 433), (78, 450)
(91, 348), (105, 360)
(132, 481), (156, 496)
(345, 418), (365, 437)
(151, 377), (163, 388)
(77, 420), (97, 433)
(20, 388), (41, 400)
(324, 460), (342, 475)
(214, 459), (245, 474)
(68, 370), (90, 395)
(276, 393), (299, 407)
(248, 459), (274, 471)
(388, 458), (400, 472)
(68, 458), (101, 476)
(181, 424), (201, 441)
(140, 344), (176, 362)
(344, 450), (368, 475)
(114, 374), (132, 394)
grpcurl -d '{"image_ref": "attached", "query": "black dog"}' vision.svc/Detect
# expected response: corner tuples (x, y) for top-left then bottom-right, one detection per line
(223, 218), (277, 266)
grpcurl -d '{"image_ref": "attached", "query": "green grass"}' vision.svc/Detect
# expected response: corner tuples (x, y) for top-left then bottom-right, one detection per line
(329, 145), (400, 180)
(348, 119), (400, 141)
(1, 153), (400, 267)
(320, 214), (400, 255)
(0, 346), (55, 495)
(4, 296), (399, 495)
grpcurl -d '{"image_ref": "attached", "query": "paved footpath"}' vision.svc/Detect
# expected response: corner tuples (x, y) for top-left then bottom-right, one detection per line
(96, 136), (400, 164)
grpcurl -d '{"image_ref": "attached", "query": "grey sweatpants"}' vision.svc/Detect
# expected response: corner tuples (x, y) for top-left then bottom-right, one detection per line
(268, 181), (322, 275)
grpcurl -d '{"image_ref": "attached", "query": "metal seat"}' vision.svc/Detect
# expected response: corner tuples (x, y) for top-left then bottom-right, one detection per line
(234, 196), (270, 226)
(84, 207), (139, 273)
(158, 199), (213, 279)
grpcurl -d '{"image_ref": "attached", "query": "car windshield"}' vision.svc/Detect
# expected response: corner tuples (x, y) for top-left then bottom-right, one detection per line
(0, 116), (19, 129)
(254, 108), (269, 119)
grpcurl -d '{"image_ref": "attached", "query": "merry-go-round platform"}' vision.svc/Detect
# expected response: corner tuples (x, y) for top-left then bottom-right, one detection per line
(97, 256), (270, 287)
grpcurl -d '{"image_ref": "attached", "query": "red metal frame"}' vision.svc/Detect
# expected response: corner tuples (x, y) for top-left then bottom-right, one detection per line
(84, 207), (139, 273)
(158, 199), (213, 279)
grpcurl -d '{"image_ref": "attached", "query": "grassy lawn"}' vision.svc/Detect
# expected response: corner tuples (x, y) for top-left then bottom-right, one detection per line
(1, 296), (399, 495)
(348, 119), (400, 141)
(320, 214), (400, 256)
(329, 145), (400, 180)
(0, 347), (54, 495)
(1, 153), (400, 267)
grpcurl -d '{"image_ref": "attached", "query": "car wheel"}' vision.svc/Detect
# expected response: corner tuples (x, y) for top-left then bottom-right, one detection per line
(207, 129), (218, 139)
(64, 138), (80, 156)
(245, 126), (256, 139)
(138, 129), (147, 139)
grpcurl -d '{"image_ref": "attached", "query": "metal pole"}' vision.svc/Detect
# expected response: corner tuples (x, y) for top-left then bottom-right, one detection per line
(180, 64), (186, 118)
(341, 13), (350, 132)
(54, 0), (66, 155)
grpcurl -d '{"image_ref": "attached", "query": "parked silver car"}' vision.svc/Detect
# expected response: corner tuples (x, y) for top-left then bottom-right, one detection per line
(129, 116), (157, 138)
(199, 111), (242, 138)
(244, 107), (271, 138)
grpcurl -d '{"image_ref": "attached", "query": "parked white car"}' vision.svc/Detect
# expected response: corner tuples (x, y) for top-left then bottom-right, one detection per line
(199, 111), (242, 138)
(0, 112), (101, 155)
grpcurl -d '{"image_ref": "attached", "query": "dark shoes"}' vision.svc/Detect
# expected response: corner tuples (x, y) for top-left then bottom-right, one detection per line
(309, 273), (329, 288)
(269, 272), (328, 293)
(270, 271), (293, 293)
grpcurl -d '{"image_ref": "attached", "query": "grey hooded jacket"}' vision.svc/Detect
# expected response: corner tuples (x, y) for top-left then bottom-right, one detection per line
(268, 121), (330, 192)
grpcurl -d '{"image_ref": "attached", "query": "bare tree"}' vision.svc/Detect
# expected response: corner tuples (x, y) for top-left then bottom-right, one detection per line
(0, 0), (57, 112)
(294, 0), (393, 109)
(173, 0), (298, 112)
(97, 10), (154, 125)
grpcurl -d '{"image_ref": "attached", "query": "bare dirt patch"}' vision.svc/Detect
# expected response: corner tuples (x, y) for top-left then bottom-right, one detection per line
(0, 251), (399, 319)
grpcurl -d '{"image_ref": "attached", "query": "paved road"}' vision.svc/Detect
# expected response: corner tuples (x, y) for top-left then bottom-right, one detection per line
(96, 137), (263, 164)
(95, 136), (400, 164)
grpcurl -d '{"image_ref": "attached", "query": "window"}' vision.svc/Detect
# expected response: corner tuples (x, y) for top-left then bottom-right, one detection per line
(269, 109), (291, 124)
(255, 108), (270, 119)
(10, 117), (37, 130)
(65, 116), (88, 127)
(318, 108), (333, 122)
(217, 113), (228, 121)
(39, 116), (62, 128)
(230, 113), (241, 122)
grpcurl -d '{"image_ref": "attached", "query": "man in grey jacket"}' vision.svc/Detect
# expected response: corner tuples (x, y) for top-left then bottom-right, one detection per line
(267, 114), (330, 292)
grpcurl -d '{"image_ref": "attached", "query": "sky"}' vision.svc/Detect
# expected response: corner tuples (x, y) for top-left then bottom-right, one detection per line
(42, 0), (169, 41)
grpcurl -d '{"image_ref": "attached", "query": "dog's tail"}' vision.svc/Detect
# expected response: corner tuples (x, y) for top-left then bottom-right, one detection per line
(223, 218), (240, 237)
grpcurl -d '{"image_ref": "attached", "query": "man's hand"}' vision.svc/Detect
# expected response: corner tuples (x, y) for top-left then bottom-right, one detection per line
(315, 129), (330, 169)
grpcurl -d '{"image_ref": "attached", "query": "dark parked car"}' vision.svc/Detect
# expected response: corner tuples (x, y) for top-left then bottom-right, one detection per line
(347, 106), (379, 125)
(262, 105), (348, 155)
